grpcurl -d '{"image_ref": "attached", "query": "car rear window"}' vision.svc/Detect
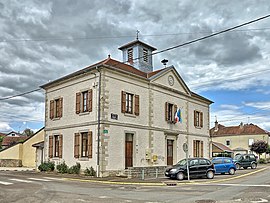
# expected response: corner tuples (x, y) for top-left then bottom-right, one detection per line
(224, 158), (231, 163)
(212, 159), (222, 164)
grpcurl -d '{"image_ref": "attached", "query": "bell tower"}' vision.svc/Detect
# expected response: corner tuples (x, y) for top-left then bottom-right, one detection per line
(118, 35), (156, 73)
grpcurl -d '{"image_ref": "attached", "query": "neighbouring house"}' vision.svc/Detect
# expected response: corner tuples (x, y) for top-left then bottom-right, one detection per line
(212, 141), (234, 157)
(0, 131), (28, 150)
(0, 128), (44, 167)
(210, 121), (270, 157)
(41, 39), (213, 177)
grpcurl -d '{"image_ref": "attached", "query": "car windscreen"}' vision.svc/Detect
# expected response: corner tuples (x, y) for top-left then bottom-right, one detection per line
(234, 155), (242, 160)
(176, 159), (187, 166)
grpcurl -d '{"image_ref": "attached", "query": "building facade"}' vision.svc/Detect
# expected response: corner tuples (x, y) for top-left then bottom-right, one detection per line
(41, 40), (213, 177)
(210, 121), (270, 157)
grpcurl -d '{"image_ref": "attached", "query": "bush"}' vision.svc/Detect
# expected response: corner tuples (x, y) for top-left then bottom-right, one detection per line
(56, 162), (69, 174)
(38, 162), (55, 172)
(84, 166), (96, 177)
(68, 162), (81, 174)
(259, 158), (267, 164)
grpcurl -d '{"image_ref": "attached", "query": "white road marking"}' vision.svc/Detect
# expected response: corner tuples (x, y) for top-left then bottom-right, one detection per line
(28, 178), (52, 182)
(42, 177), (64, 181)
(251, 198), (268, 203)
(201, 183), (270, 187)
(0, 181), (13, 185)
(10, 178), (33, 183)
(98, 196), (109, 199)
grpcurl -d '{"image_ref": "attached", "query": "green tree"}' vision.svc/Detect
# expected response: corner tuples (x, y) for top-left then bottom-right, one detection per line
(22, 128), (34, 137)
(250, 140), (268, 158)
(0, 136), (3, 150)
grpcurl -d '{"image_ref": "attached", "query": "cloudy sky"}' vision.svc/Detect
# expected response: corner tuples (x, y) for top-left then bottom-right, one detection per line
(0, 0), (270, 133)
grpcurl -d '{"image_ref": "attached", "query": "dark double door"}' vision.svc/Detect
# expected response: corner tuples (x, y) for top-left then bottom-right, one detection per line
(125, 134), (133, 168)
(167, 140), (174, 165)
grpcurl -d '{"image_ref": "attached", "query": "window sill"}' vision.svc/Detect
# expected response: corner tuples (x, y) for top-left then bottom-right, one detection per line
(195, 126), (203, 129)
(124, 113), (136, 118)
(52, 117), (60, 121)
(79, 112), (90, 116)
(52, 157), (60, 160)
(78, 157), (89, 161)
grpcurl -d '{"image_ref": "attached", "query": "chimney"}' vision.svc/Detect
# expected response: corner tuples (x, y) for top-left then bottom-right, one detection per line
(240, 122), (244, 129)
(214, 120), (219, 132)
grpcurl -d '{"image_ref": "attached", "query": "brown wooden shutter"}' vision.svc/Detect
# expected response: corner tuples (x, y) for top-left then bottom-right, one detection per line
(59, 98), (63, 118)
(200, 112), (203, 128)
(193, 140), (196, 157)
(194, 110), (196, 126)
(76, 92), (81, 114)
(59, 134), (63, 158)
(88, 89), (93, 112)
(74, 133), (80, 158)
(165, 102), (168, 121)
(49, 136), (53, 158)
(121, 91), (126, 113)
(134, 95), (139, 116)
(88, 131), (92, 158)
(50, 100), (54, 119)
(200, 141), (204, 158)
(173, 104), (177, 123)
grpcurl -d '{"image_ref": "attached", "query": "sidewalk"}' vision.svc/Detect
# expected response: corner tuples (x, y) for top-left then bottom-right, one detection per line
(0, 167), (35, 172)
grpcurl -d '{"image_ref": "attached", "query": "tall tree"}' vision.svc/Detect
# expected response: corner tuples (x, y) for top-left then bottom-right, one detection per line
(22, 128), (34, 137)
(250, 140), (268, 158)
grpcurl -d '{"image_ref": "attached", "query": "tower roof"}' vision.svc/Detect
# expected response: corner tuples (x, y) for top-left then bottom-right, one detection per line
(118, 39), (157, 51)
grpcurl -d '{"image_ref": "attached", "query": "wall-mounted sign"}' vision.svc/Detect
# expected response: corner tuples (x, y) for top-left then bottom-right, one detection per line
(111, 113), (118, 120)
(103, 129), (108, 134)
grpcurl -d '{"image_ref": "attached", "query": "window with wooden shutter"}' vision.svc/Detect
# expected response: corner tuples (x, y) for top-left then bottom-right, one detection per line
(88, 131), (92, 158)
(165, 102), (168, 121)
(49, 136), (53, 158)
(59, 134), (63, 158)
(88, 89), (93, 112)
(200, 141), (204, 158)
(193, 140), (197, 157)
(54, 135), (59, 157)
(59, 98), (63, 118)
(127, 48), (133, 64)
(50, 100), (54, 119)
(121, 91), (126, 113)
(173, 104), (177, 123)
(134, 95), (139, 116)
(200, 112), (203, 128)
(76, 92), (81, 114)
(74, 133), (80, 158)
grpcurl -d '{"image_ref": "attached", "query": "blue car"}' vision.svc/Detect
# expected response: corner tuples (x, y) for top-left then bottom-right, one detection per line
(212, 157), (236, 175)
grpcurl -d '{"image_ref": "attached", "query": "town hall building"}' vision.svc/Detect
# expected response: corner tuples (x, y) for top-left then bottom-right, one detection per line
(41, 39), (213, 177)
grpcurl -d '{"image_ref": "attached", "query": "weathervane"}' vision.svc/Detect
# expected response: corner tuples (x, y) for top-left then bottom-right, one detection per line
(136, 30), (140, 40)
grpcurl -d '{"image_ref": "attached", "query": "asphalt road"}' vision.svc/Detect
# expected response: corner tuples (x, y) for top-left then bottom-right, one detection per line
(0, 166), (270, 203)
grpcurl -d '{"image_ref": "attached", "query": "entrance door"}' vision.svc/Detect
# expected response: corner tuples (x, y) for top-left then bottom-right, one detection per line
(167, 140), (174, 165)
(125, 134), (133, 168)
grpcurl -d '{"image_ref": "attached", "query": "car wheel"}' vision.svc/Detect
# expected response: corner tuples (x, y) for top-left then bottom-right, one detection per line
(176, 172), (184, 180)
(229, 168), (235, 175)
(251, 163), (257, 169)
(235, 163), (240, 170)
(206, 170), (214, 179)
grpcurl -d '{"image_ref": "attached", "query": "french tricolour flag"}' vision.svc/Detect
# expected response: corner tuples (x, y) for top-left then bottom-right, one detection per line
(175, 108), (182, 123)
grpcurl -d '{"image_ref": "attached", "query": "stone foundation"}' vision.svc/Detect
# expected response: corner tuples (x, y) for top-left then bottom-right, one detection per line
(0, 159), (22, 167)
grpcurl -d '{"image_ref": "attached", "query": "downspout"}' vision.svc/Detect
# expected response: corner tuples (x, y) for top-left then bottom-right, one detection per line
(96, 66), (101, 177)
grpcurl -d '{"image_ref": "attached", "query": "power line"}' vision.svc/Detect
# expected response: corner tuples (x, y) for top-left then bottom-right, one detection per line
(1, 14), (270, 101)
(1, 28), (270, 43)
(0, 88), (42, 101)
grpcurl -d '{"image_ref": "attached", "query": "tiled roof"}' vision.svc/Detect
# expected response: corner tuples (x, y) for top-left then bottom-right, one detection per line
(210, 123), (269, 137)
(1, 136), (27, 146)
(0, 133), (6, 137)
(212, 142), (233, 153)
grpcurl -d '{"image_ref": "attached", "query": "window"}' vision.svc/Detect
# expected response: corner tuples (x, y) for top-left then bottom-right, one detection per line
(74, 131), (92, 159)
(224, 158), (231, 163)
(165, 102), (177, 123)
(189, 159), (199, 166)
(76, 89), (92, 114)
(212, 159), (223, 164)
(143, 48), (148, 62)
(248, 139), (254, 146)
(50, 97), (63, 119)
(226, 140), (231, 146)
(193, 140), (203, 157)
(127, 48), (133, 64)
(49, 134), (62, 158)
(121, 91), (139, 116)
(199, 159), (207, 165)
(194, 110), (203, 128)
(126, 93), (133, 114)
(54, 135), (59, 157)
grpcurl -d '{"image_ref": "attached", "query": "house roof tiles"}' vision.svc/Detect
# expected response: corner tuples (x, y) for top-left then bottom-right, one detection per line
(210, 123), (270, 137)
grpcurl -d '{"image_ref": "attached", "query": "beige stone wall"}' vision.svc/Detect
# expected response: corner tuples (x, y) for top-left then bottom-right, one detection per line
(22, 129), (44, 167)
(0, 143), (22, 160)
